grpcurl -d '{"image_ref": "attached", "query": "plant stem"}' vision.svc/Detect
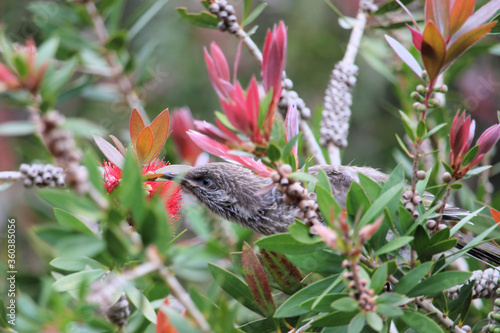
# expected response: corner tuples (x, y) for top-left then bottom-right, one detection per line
(84, 1), (149, 123)
(326, 1), (370, 165)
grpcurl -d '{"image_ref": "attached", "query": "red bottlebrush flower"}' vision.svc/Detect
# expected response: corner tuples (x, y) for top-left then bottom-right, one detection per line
(449, 110), (500, 178)
(388, 0), (500, 83)
(95, 108), (183, 220)
(170, 107), (206, 166)
(102, 160), (181, 221)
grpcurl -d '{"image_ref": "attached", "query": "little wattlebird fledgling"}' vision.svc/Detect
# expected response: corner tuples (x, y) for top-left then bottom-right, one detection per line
(157, 162), (500, 265)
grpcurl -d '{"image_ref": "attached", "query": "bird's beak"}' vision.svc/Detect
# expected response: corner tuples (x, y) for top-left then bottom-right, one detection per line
(144, 165), (193, 186)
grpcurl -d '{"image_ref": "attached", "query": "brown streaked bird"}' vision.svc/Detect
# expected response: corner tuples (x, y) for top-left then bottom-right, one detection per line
(160, 162), (500, 265)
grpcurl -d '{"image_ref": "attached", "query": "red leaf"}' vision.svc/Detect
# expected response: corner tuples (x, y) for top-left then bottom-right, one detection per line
(452, 0), (500, 43)
(242, 242), (275, 316)
(449, 0), (476, 36)
(260, 249), (302, 294)
(130, 108), (145, 146)
(246, 77), (261, 143)
(93, 135), (125, 168)
(146, 109), (170, 163)
(171, 108), (203, 165)
(136, 126), (154, 164)
(187, 131), (273, 176)
(0, 63), (20, 88)
(431, 0), (450, 37)
(444, 22), (496, 68)
(469, 124), (500, 167)
(491, 208), (500, 224)
(385, 35), (423, 78)
(407, 24), (423, 51)
(421, 21), (446, 82)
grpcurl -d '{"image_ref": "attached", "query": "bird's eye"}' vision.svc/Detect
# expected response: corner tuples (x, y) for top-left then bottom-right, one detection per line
(202, 178), (212, 186)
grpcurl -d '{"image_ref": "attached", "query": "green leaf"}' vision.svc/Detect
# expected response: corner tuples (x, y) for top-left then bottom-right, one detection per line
(462, 145), (479, 167)
(0, 298), (8, 328)
(176, 8), (219, 29)
(331, 297), (359, 312)
(243, 0), (253, 22)
(0, 121), (36, 136)
(421, 122), (447, 141)
(256, 233), (326, 255)
(50, 256), (105, 271)
(117, 151), (146, 225)
(282, 134), (300, 159)
(357, 182), (404, 231)
(128, 0), (168, 39)
(267, 142), (281, 162)
(311, 310), (359, 327)
(300, 293), (348, 312)
(105, 30), (128, 51)
(36, 37), (60, 67)
(374, 236), (413, 257)
(38, 188), (99, 216)
(348, 312), (365, 333)
(260, 249), (302, 294)
(449, 281), (474, 321)
(287, 249), (343, 275)
(316, 184), (342, 227)
(208, 263), (263, 315)
(450, 207), (485, 236)
(242, 242), (275, 316)
(347, 180), (371, 217)
(358, 173), (382, 201)
(124, 283), (157, 324)
(463, 165), (492, 178)
(366, 311), (383, 331)
(242, 2), (268, 26)
(370, 262), (388, 294)
(407, 271), (471, 297)
(375, 303), (404, 317)
(55, 234), (105, 258)
(416, 120), (426, 139)
(399, 110), (416, 143)
(316, 169), (333, 195)
(400, 309), (445, 333)
(41, 57), (77, 100)
(418, 239), (457, 262)
(53, 208), (95, 235)
(274, 274), (342, 318)
(393, 261), (433, 294)
(52, 268), (106, 291)
(374, 293), (408, 306)
(288, 172), (317, 183)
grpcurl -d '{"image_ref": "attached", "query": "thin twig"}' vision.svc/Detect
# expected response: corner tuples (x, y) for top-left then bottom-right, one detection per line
(0, 171), (23, 183)
(326, 1), (370, 165)
(84, 1), (149, 123)
(235, 28), (327, 165)
(288, 318), (314, 333)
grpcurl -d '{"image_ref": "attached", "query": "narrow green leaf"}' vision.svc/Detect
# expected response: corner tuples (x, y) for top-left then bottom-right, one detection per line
(348, 312), (366, 333)
(450, 207), (485, 236)
(208, 263), (262, 315)
(370, 262), (388, 294)
(366, 311), (383, 331)
(407, 271), (471, 297)
(242, 3), (268, 26)
(461, 145), (479, 167)
(374, 236), (413, 257)
(421, 122), (447, 140)
(176, 8), (219, 29)
(357, 182), (404, 230)
(50, 256), (105, 271)
(53, 208), (95, 235)
(52, 268), (106, 292)
(0, 298), (8, 328)
(274, 274), (341, 318)
(400, 309), (445, 333)
(243, 0), (253, 22)
(0, 121), (36, 136)
(267, 142), (281, 162)
(393, 261), (433, 294)
(288, 172), (317, 183)
(316, 184), (342, 227)
(316, 169), (333, 195)
(331, 297), (359, 312)
(256, 233), (326, 255)
(416, 120), (426, 139)
(124, 283), (157, 324)
(129, 0), (168, 39)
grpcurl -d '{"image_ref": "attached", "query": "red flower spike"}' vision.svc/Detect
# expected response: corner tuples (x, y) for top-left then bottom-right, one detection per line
(262, 21), (287, 111)
(170, 108), (204, 166)
(204, 43), (233, 100)
(103, 160), (181, 221)
(187, 130), (273, 176)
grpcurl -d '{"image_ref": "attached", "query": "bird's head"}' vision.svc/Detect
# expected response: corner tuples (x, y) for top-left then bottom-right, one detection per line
(158, 163), (273, 221)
